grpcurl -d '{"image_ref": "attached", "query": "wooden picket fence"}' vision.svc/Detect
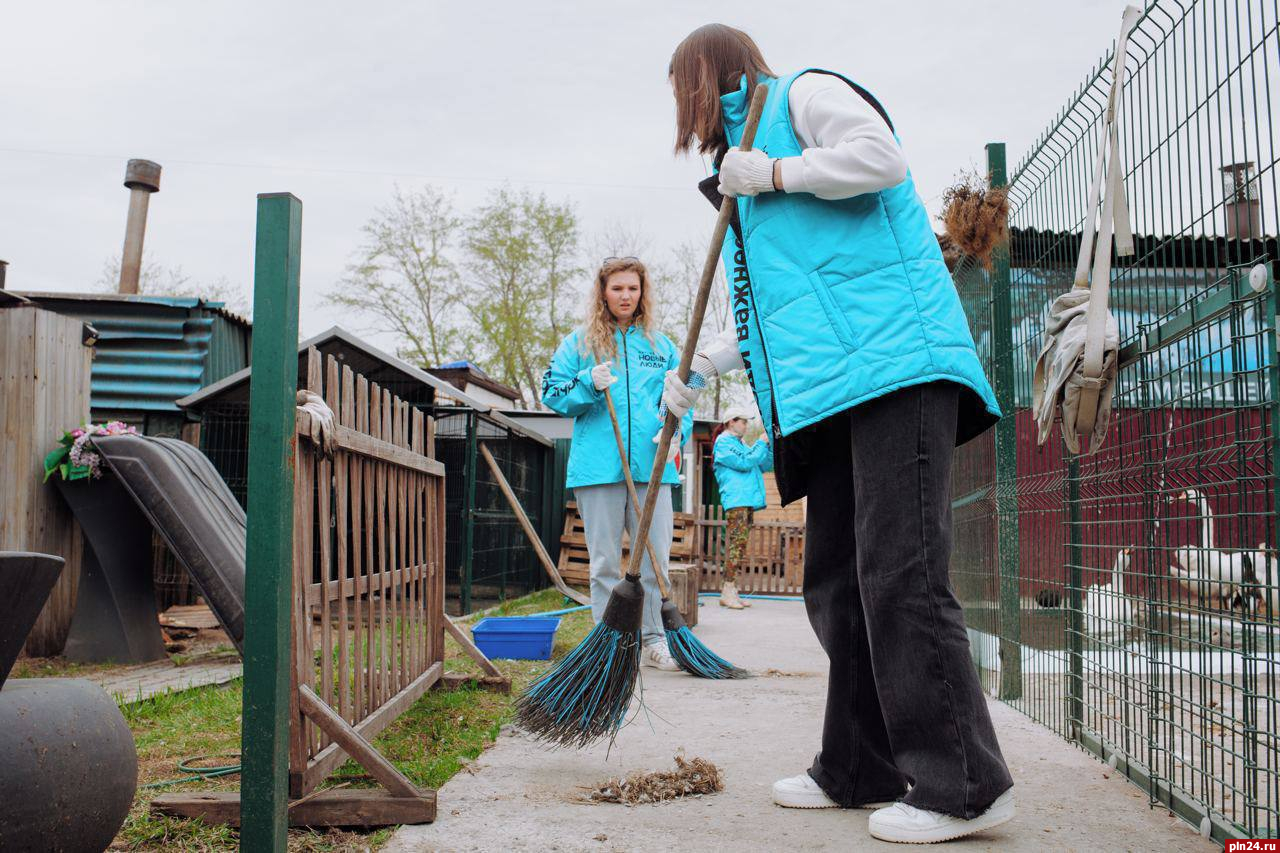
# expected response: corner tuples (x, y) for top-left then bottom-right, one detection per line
(287, 349), (447, 796)
(156, 353), (509, 828)
(696, 505), (804, 595)
(288, 347), (517, 805)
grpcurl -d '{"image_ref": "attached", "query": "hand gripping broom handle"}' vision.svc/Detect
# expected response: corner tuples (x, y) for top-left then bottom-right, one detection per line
(625, 83), (768, 581)
(602, 386), (672, 599)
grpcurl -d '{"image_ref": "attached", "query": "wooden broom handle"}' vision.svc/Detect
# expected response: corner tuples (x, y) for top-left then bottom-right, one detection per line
(602, 386), (672, 599)
(625, 83), (769, 581)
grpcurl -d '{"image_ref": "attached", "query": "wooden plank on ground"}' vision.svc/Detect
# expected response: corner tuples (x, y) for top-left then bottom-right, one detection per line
(151, 789), (435, 828)
(444, 617), (505, 680)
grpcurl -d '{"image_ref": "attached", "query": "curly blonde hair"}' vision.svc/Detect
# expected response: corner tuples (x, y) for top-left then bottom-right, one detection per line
(580, 257), (657, 360)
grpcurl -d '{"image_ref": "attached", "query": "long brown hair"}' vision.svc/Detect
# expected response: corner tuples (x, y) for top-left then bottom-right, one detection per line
(709, 422), (729, 462)
(669, 23), (775, 157)
(580, 257), (657, 361)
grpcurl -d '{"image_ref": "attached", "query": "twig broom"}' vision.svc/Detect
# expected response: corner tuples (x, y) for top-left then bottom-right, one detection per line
(514, 83), (768, 746)
(602, 386), (748, 678)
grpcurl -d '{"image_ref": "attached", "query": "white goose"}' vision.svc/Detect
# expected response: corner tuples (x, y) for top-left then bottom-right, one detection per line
(1084, 548), (1134, 638)
(1170, 489), (1252, 607)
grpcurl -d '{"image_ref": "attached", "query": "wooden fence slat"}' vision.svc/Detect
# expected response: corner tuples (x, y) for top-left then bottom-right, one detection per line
(359, 376), (375, 721)
(694, 515), (804, 595)
(305, 349), (324, 757)
(337, 365), (354, 724)
(316, 358), (336, 747)
(394, 400), (407, 695)
(289, 420), (309, 778)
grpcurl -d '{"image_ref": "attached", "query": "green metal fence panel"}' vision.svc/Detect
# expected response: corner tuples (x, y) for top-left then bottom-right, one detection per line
(951, 0), (1280, 839)
(437, 409), (553, 614)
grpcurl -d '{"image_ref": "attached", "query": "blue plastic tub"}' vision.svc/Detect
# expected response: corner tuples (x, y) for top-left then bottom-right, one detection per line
(470, 616), (562, 660)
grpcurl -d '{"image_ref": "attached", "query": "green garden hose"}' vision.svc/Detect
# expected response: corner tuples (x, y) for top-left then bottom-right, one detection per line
(140, 753), (242, 789)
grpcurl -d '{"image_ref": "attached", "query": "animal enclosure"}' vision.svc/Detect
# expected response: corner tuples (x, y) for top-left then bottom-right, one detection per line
(949, 0), (1280, 839)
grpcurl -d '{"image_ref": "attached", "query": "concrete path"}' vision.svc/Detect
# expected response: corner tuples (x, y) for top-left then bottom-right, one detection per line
(83, 658), (241, 705)
(389, 600), (1212, 852)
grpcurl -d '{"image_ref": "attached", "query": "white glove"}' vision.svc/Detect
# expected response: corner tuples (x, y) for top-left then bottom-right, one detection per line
(718, 149), (776, 198)
(296, 390), (337, 456)
(591, 361), (617, 391)
(661, 370), (701, 419)
(653, 430), (681, 465)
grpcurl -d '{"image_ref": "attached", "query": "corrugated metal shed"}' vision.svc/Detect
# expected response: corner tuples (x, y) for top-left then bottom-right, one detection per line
(14, 292), (252, 431)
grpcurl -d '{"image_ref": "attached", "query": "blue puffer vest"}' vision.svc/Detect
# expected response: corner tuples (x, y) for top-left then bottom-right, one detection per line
(718, 70), (1000, 442)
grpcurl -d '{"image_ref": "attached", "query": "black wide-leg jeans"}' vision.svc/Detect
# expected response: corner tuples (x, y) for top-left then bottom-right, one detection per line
(802, 381), (1013, 819)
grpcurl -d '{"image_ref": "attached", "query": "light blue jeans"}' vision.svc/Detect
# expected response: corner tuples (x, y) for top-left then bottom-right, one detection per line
(575, 481), (671, 647)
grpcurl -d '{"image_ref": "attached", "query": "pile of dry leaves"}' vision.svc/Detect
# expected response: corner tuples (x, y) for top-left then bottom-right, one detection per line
(586, 754), (723, 805)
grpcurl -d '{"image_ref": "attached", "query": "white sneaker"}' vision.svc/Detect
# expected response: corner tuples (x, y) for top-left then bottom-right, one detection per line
(641, 643), (680, 671)
(772, 773), (838, 809)
(868, 790), (1015, 844)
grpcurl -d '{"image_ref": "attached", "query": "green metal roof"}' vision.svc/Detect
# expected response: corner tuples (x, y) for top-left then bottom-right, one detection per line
(14, 292), (251, 416)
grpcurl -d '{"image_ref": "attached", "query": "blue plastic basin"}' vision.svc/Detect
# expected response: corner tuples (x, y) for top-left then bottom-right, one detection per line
(470, 616), (561, 660)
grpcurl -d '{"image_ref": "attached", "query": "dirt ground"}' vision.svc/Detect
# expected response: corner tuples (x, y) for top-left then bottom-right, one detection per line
(387, 600), (1216, 852)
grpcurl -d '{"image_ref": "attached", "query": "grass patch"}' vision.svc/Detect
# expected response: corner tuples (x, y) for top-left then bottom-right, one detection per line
(99, 588), (591, 851)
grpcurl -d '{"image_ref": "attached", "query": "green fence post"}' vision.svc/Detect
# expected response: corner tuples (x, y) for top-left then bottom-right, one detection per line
(240, 192), (302, 851)
(461, 412), (478, 614)
(986, 143), (1022, 701)
(1066, 457), (1083, 739)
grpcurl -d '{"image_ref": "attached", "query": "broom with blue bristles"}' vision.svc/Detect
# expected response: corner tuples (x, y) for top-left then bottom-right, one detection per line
(515, 83), (767, 747)
(601, 386), (748, 679)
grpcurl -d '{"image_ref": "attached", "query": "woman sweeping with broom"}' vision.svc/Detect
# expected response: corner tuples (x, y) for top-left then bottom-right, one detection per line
(539, 256), (693, 674)
(661, 24), (1016, 845)
(711, 405), (772, 609)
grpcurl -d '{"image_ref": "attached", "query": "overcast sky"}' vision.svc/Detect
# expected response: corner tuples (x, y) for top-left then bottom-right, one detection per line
(3, 1), (1128, 355)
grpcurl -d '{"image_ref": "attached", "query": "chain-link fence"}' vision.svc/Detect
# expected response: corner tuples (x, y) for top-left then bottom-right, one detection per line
(952, 0), (1279, 839)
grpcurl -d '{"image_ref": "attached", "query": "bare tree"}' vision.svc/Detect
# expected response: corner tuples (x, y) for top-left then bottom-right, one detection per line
(588, 219), (654, 263)
(653, 237), (751, 420)
(95, 257), (251, 317)
(325, 185), (465, 369)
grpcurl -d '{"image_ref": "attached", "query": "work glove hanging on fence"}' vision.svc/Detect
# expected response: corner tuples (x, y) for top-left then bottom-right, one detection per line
(296, 390), (337, 457)
(1030, 5), (1140, 456)
(1030, 289), (1119, 455)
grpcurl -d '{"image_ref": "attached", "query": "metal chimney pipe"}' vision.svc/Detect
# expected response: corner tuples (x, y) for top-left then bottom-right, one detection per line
(0, 260), (8, 291)
(118, 159), (162, 294)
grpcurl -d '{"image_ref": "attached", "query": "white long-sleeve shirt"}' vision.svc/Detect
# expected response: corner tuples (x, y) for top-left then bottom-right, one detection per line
(776, 71), (907, 200)
(702, 71), (909, 374)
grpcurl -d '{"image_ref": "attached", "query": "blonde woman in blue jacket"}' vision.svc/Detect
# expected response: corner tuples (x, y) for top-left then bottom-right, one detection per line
(712, 405), (772, 609)
(541, 257), (694, 672)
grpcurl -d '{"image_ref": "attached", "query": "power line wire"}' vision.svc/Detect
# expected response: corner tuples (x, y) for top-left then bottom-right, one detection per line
(0, 146), (694, 194)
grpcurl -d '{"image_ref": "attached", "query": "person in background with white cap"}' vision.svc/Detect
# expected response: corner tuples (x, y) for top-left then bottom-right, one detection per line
(711, 404), (772, 609)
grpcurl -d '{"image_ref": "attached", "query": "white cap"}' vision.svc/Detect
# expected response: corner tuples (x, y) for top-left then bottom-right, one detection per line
(720, 404), (757, 425)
